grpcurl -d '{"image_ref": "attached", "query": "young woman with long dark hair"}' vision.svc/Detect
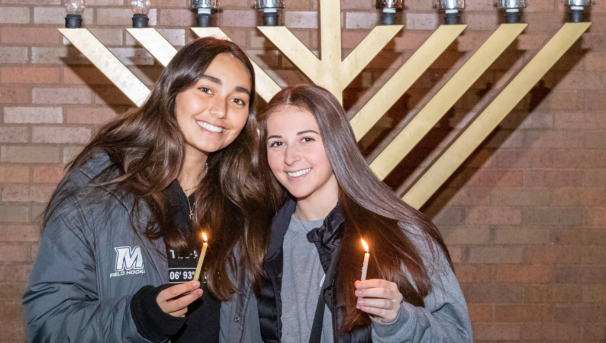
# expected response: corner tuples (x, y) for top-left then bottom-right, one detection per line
(22, 37), (270, 343)
(252, 85), (472, 342)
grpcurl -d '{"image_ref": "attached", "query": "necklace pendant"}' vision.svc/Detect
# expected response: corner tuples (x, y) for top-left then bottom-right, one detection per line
(189, 210), (193, 220)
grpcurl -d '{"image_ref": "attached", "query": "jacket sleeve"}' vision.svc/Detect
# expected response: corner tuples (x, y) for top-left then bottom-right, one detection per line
(22, 195), (154, 343)
(370, 242), (473, 343)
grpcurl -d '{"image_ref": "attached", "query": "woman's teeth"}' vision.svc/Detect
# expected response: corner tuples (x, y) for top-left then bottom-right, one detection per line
(197, 121), (223, 133)
(288, 168), (311, 177)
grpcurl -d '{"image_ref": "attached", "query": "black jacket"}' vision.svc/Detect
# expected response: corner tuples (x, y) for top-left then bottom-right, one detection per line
(257, 200), (371, 343)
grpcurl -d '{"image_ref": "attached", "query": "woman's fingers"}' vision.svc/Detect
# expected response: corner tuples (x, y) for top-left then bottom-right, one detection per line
(355, 279), (403, 322)
(157, 281), (203, 316)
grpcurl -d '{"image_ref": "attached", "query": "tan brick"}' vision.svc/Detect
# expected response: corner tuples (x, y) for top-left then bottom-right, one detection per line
(556, 150), (606, 168)
(583, 246), (606, 264)
(86, 0), (124, 4)
(491, 188), (551, 206)
(107, 47), (154, 66)
(457, 169), (523, 188)
(0, 206), (29, 223)
(1, 146), (60, 164)
(1, 27), (61, 45)
(29, 185), (56, 203)
(285, 11), (318, 29)
(524, 129), (586, 149)
(64, 107), (120, 124)
(472, 323), (520, 340)
(63, 146), (84, 163)
(405, 13), (439, 31)
(465, 13), (499, 31)
(0, 7), (30, 24)
(466, 207), (522, 225)
(0, 301), (24, 322)
(63, 67), (112, 85)
(586, 91), (606, 111)
(32, 166), (64, 183)
(494, 228), (551, 245)
(524, 169), (583, 188)
(32, 88), (91, 105)
(554, 305), (606, 323)
(0, 265), (32, 282)
(2, 185), (29, 202)
(86, 8), (132, 26)
(468, 247), (523, 264)
(31, 47), (90, 65)
(0, 225), (39, 242)
(0, 47), (28, 64)
(3, 0), (60, 3)
(34, 6), (93, 25)
(524, 285), (582, 303)
(32, 127), (91, 144)
(554, 112), (606, 129)
(585, 169), (606, 187)
(583, 284), (606, 303)
(584, 52), (606, 71)
(1, 67), (60, 84)
(555, 266), (606, 284)
(0, 282), (27, 300)
(94, 88), (134, 106)
(88, 28), (124, 46)
(0, 166), (29, 183)
(587, 208), (606, 226)
(555, 228), (606, 246)
(495, 265), (552, 283)
(454, 264), (491, 283)
(430, 207), (465, 226)
(220, 10), (256, 28)
(462, 284), (523, 303)
(159, 9), (196, 27)
(440, 227), (490, 245)
(552, 188), (606, 207)
(391, 32), (431, 51)
(525, 246), (581, 264)
(521, 323), (581, 340)
(583, 323), (606, 340)
(4, 107), (63, 124)
(0, 320), (25, 339)
(467, 304), (492, 322)
(496, 149), (554, 168)
(0, 243), (31, 262)
(0, 87), (29, 104)
(494, 304), (552, 322)
(0, 127), (28, 143)
(523, 207), (583, 226)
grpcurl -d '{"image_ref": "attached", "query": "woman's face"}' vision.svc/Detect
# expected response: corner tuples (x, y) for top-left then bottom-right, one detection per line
(266, 106), (338, 201)
(175, 53), (252, 157)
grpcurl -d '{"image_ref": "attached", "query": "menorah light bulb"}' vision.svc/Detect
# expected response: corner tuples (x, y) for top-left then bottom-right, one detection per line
(437, 0), (465, 25)
(376, 0), (403, 25)
(498, 0), (527, 23)
(255, 0), (285, 26)
(191, 0), (219, 27)
(131, 0), (151, 28)
(64, 0), (85, 28)
(563, 0), (592, 23)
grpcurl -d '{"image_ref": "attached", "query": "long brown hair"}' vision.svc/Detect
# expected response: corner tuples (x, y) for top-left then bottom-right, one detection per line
(44, 37), (272, 301)
(254, 85), (453, 333)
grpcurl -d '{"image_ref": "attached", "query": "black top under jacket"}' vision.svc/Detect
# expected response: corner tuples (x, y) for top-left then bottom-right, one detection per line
(131, 180), (221, 343)
(257, 199), (372, 343)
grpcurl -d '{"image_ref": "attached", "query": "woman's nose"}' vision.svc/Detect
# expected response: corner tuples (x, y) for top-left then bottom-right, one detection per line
(284, 145), (300, 166)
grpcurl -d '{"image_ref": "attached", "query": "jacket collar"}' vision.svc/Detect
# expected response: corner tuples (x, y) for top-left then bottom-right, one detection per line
(264, 198), (345, 266)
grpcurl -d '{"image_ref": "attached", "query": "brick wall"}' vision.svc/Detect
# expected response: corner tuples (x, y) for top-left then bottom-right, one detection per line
(0, 0), (604, 341)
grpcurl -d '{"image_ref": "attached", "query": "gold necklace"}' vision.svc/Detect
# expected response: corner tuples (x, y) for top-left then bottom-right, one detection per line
(185, 194), (196, 220)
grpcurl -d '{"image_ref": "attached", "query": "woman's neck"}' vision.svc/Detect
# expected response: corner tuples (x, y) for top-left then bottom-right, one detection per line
(294, 175), (339, 221)
(178, 147), (208, 193)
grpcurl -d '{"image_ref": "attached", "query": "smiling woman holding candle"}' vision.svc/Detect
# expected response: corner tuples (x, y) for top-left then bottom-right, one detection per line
(22, 37), (269, 343)
(252, 85), (473, 342)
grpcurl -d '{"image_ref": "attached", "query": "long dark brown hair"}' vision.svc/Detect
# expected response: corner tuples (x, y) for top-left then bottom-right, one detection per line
(254, 85), (453, 333)
(44, 37), (273, 301)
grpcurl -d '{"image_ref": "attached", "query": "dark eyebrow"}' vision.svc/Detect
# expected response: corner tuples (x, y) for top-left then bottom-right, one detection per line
(201, 75), (250, 96)
(267, 135), (282, 141)
(201, 75), (221, 85)
(297, 130), (320, 135)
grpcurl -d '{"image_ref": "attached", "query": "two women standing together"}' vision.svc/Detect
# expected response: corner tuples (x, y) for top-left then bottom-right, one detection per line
(22, 37), (472, 343)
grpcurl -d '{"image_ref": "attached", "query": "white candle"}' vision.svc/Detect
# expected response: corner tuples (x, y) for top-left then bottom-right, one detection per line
(357, 238), (370, 309)
(193, 232), (208, 282)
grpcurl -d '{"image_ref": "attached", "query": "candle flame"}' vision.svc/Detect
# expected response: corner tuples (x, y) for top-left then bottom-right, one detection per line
(202, 232), (208, 242)
(361, 238), (369, 253)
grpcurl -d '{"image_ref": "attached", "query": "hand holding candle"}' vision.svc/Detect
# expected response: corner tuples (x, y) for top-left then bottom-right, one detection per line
(193, 232), (208, 282)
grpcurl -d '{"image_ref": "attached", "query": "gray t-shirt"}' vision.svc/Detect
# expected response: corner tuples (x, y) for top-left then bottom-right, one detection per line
(280, 215), (334, 343)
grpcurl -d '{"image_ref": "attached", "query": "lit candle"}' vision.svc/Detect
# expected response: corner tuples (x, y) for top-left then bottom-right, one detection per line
(193, 232), (208, 282)
(357, 238), (370, 309)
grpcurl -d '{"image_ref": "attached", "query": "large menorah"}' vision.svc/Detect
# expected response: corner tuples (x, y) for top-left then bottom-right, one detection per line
(59, 0), (590, 210)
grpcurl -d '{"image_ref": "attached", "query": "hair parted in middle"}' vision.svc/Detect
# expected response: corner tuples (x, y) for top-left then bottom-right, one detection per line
(253, 84), (454, 333)
(51, 37), (274, 301)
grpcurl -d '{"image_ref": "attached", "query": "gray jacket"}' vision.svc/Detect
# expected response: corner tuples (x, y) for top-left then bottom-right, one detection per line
(22, 154), (262, 343)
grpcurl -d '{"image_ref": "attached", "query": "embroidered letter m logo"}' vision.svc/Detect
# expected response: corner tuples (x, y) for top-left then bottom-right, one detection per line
(115, 246), (144, 271)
